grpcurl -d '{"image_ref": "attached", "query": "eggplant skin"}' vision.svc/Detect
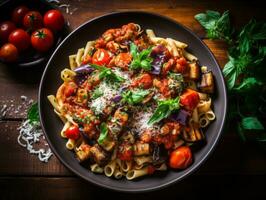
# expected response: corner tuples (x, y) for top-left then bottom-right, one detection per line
(199, 71), (214, 94)
(181, 124), (204, 143)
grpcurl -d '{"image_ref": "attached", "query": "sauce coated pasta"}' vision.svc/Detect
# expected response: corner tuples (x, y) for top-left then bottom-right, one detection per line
(48, 23), (216, 180)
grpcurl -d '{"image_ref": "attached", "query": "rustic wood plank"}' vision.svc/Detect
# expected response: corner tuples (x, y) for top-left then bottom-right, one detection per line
(0, 121), (72, 176)
(1, 175), (265, 199)
(1, 121), (265, 176)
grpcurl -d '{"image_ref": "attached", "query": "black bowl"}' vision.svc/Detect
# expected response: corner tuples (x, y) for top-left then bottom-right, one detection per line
(39, 11), (227, 192)
(0, 0), (69, 68)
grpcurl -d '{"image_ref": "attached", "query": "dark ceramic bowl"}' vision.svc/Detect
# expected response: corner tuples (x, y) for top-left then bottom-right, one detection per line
(0, 0), (69, 68)
(39, 11), (227, 192)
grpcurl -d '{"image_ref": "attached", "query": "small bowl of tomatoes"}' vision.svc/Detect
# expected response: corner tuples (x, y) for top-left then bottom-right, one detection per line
(0, 0), (69, 68)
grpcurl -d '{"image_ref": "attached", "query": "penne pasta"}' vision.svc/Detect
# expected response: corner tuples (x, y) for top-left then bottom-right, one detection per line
(69, 54), (77, 70)
(199, 115), (210, 128)
(206, 110), (216, 121)
(83, 41), (95, 59)
(66, 138), (76, 150)
(104, 160), (116, 177)
(61, 68), (76, 82)
(134, 156), (152, 166)
(146, 29), (156, 38)
(60, 121), (71, 138)
(113, 168), (123, 179)
(197, 98), (212, 114)
(75, 48), (85, 67)
(126, 167), (149, 180)
(90, 163), (104, 174)
(182, 49), (198, 61)
(121, 160), (133, 172)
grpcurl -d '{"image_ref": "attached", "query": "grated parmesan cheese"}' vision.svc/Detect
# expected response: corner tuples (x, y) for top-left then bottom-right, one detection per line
(89, 81), (119, 115)
(17, 120), (53, 162)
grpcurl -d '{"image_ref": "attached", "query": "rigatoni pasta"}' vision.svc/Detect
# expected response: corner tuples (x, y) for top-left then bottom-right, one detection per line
(48, 23), (216, 180)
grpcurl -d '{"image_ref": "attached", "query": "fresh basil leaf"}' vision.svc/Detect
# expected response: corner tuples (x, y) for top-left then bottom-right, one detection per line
(223, 58), (237, 89)
(130, 43), (153, 71)
(234, 77), (263, 92)
(148, 97), (180, 125)
(97, 122), (108, 145)
(122, 89), (149, 105)
(91, 64), (124, 82)
(195, 10), (232, 42)
(241, 117), (264, 131)
(27, 102), (40, 124)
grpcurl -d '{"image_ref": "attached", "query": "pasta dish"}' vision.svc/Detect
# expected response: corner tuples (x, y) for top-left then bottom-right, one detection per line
(47, 23), (215, 180)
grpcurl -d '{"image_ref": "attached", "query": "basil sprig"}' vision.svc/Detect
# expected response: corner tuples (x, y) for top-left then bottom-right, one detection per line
(130, 43), (153, 71)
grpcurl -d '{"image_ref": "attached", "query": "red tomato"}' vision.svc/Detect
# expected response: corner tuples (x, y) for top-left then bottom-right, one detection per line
(117, 143), (133, 161)
(64, 84), (75, 97)
(180, 89), (200, 110)
(8, 29), (30, 51)
(114, 52), (132, 69)
(65, 125), (80, 140)
(131, 73), (153, 89)
(169, 146), (192, 169)
(175, 57), (188, 74)
(43, 10), (65, 32)
(0, 21), (16, 43)
(92, 49), (111, 66)
(11, 6), (30, 25)
(31, 28), (54, 52)
(0, 43), (18, 62)
(23, 11), (43, 31)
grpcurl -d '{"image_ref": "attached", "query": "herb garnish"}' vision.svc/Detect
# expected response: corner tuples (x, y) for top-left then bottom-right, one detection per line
(97, 122), (108, 145)
(195, 10), (266, 145)
(130, 43), (153, 71)
(90, 64), (125, 82)
(148, 97), (180, 125)
(122, 89), (150, 105)
(27, 102), (40, 124)
(91, 88), (103, 99)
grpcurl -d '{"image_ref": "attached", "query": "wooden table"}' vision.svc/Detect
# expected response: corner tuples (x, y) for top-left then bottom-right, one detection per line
(1, 0), (265, 199)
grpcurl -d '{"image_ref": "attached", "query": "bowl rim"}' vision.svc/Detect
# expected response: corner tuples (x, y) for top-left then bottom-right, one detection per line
(38, 11), (228, 193)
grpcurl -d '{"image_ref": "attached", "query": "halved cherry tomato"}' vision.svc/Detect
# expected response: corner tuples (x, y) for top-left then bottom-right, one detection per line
(169, 146), (192, 169)
(92, 49), (111, 66)
(0, 21), (16, 43)
(117, 142), (133, 161)
(0, 43), (18, 62)
(180, 89), (200, 110)
(114, 52), (132, 70)
(23, 11), (43, 31)
(31, 28), (54, 52)
(11, 6), (30, 25)
(131, 73), (153, 89)
(8, 29), (30, 51)
(65, 125), (80, 140)
(43, 10), (65, 32)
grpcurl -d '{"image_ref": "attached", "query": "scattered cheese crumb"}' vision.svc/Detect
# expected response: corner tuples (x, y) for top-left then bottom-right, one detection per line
(17, 120), (53, 163)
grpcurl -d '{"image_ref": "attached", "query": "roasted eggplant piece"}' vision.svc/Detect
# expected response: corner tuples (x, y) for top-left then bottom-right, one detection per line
(90, 144), (110, 167)
(182, 123), (204, 142)
(133, 142), (150, 156)
(198, 71), (214, 93)
(152, 144), (168, 165)
(188, 62), (200, 80)
(75, 143), (91, 162)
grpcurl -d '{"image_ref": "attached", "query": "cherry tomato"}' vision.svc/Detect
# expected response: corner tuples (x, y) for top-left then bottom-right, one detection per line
(23, 11), (43, 31)
(92, 49), (111, 66)
(169, 146), (192, 169)
(180, 89), (200, 110)
(65, 125), (80, 140)
(43, 9), (65, 32)
(8, 29), (30, 51)
(64, 84), (76, 97)
(0, 43), (18, 62)
(117, 142), (133, 161)
(131, 73), (153, 89)
(0, 21), (16, 43)
(114, 52), (132, 69)
(31, 28), (54, 52)
(11, 6), (30, 25)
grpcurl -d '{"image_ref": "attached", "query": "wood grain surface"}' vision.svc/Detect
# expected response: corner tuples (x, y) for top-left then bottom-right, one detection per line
(0, 0), (265, 199)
